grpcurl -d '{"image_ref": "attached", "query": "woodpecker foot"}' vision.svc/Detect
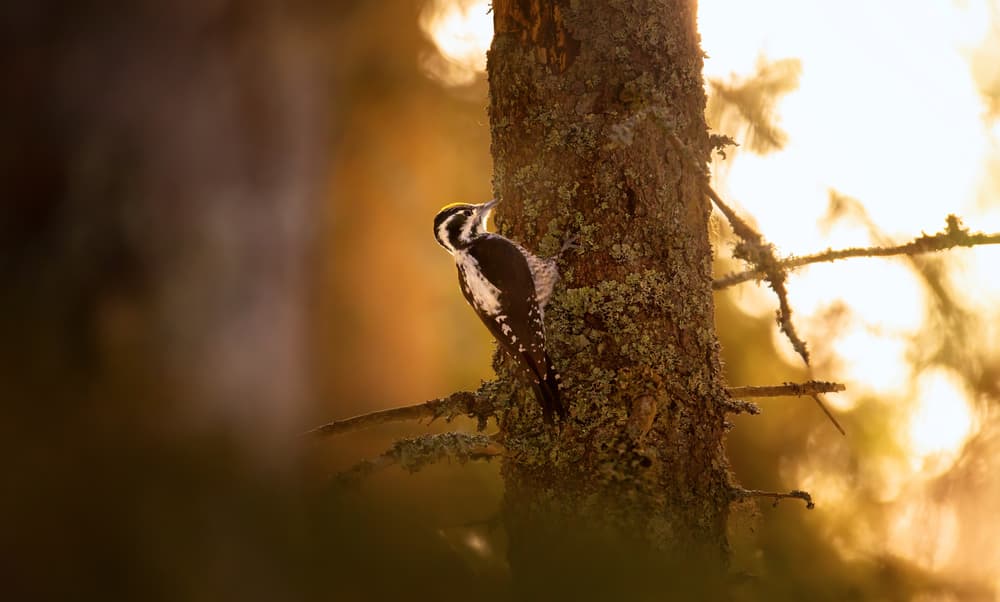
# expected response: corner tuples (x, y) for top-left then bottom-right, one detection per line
(557, 233), (581, 258)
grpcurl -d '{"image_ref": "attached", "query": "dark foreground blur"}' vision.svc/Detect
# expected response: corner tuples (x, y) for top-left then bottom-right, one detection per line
(2, 2), (323, 599)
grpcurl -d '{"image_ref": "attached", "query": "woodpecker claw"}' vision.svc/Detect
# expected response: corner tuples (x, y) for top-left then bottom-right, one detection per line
(558, 233), (581, 258)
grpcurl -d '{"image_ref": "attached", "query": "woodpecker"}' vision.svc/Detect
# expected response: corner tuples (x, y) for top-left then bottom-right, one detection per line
(433, 199), (567, 423)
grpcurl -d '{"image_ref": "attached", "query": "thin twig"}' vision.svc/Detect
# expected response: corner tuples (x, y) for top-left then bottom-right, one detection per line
(732, 487), (815, 509)
(308, 401), (439, 436)
(334, 432), (504, 487)
(714, 215), (1000, 289)
(312, 377), (844, 441)
(311, 373), (844, 441)
(664, 130), (810, 364)
(809, 393), (846, 437)
(721, 399), (761, 415)
(725, 381), (846, 435)
(308, 389), (491, 437)
(726, 381), (845, 398)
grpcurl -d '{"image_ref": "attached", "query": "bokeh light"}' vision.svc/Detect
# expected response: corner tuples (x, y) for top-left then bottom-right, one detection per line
(419, 0), (492, 86)
(699, 0), (1000, 588)
(907, 368), (976, 474)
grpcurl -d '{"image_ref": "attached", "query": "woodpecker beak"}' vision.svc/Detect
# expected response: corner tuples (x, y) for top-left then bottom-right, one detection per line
(478, 199), (499, 229)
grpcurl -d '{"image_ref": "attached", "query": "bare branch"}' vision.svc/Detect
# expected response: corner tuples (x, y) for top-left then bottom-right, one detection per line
(309, 388), (496, 438)
(809, 393), (846, 437)
(707, 57), (802, 155)
(664, 130), (810, 364)
(720, 399), (761, 415)
(726, 381), (845, 398)
(309, 401), (440, 436)
(770, 279), (809, 364)
(724, 381), (846, 435)
(732, 487), (815, 509)
(334, 432), (504, 487)
(613, 110), (811, 363)
(714, 214), (1000, 289)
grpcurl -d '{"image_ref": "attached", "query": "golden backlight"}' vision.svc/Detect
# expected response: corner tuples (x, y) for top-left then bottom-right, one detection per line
(908, 369), (976, 473)
(421, 0), (1000, 586)
(419, 0), (492, 86)
(700, 0), (999, 582)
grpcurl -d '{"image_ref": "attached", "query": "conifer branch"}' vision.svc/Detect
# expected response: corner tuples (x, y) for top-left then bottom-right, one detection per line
(726, 381), (845, 397)
(308, 388), (496, 437)
(308, 400), (443, 436)
(809, 393), (846, 437)
(664, 131), (810, 365)
(312, 381), (846, 439)
(721, 398), (761, 415)
(714, 215), (1000, 289)
(726, 381), (846, 435)
(333, 432), (504, 487)
(732, 487), (815, 509)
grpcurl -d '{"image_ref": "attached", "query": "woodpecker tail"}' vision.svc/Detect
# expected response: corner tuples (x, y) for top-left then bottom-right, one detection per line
(531, 353), (567, 425)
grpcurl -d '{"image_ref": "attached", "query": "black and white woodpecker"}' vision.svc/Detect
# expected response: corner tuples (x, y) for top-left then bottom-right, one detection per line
(433, 199), (568, 424)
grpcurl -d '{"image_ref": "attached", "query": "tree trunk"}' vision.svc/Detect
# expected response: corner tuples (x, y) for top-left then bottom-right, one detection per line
(488, 0), (732, 596)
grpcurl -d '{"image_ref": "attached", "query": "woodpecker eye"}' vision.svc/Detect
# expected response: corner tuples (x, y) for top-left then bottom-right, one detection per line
(463, 210), (473, 216)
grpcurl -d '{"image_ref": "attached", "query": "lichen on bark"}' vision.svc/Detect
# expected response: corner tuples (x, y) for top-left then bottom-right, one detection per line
(488, 0), (734, 595)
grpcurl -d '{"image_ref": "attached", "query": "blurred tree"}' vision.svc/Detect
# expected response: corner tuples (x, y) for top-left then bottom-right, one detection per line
(1, 2), (329, 600)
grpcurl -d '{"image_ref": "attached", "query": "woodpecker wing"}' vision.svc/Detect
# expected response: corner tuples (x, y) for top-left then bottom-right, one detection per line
(458, 235), (565, 422)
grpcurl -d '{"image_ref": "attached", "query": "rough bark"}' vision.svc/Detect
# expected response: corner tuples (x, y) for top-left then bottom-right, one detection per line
(488, 0), (732, 596)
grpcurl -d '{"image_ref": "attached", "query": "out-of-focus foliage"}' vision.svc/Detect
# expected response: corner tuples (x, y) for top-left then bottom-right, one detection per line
(706, 56), (801, 155)
(705, 6), (1000, 595)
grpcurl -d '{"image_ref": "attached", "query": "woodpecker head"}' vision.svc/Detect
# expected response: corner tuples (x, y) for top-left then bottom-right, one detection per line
(433, 199), (498, 254)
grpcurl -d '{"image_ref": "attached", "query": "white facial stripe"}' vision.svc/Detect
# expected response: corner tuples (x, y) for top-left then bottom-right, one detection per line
(460, 211), (477, 242)
(436, 213), (461, 254)
(479, 207), (492, 233)
(436, 220), (451, 252)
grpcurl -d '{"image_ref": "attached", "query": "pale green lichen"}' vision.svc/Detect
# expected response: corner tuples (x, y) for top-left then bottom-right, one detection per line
(391, 432), (495, 473)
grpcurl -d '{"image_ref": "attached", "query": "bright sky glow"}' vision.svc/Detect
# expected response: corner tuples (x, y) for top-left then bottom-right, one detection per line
(700, 0), (994, 430)
(907, 369), (976, 472)
(830, 329), (909, 404)
(700, 0), (995, 575)
(419, 0), (492, 86)
(702, 1), (987, 245)
(888, 499), (961, 570)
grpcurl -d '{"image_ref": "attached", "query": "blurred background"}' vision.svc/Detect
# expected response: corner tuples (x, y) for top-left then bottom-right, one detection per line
(4, 0), (1000, 600)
